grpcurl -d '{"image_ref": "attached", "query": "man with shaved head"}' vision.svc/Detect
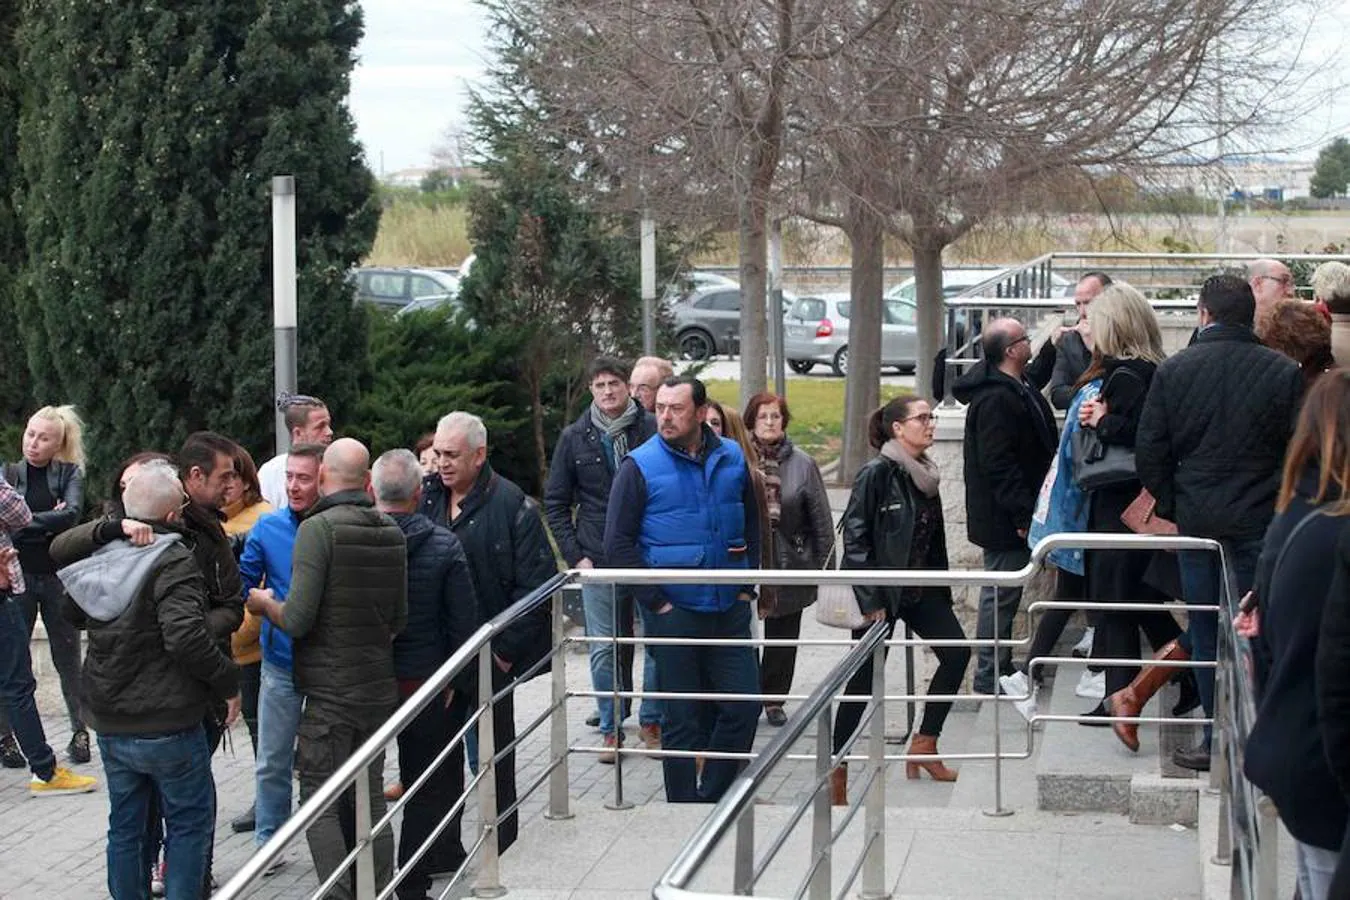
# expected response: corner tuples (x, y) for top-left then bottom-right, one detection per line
(247, 437), (408, 897)
(1247, 258), (1295, 338)
(953, 317), (1059, 695)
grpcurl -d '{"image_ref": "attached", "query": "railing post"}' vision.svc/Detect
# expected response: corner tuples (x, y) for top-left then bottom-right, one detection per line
(862, 641), (890, 900)
(474, 643), (506, 898)
(985, 582), (1011, 818)
(546, 585), (573, 820)
(607, 582), (633, 811)
(811, 706), (833, 900)
(354, 759), (375, 900)
(733, 802), (755, 895)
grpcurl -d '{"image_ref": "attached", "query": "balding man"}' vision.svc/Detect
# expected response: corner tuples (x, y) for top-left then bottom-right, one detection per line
(953, 317), (1059, 695)
(629, 356), (674, 413)
(247, 438), (407, 898)
(1247, 258), (1295, 338)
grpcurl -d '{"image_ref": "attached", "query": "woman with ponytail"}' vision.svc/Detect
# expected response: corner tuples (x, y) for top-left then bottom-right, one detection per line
(828, 395), (971, 804)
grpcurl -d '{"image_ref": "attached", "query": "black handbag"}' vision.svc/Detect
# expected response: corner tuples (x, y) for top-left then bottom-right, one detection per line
(1071, 426), (1137, 491)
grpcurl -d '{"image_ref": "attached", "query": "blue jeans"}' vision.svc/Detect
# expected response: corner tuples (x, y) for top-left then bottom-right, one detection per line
(0, 594), (55, 780)
(0, 573), (84, 733)
(583, 583), (661, 734)
(255, 661), (304, 846)
(1295, 837), (1340, 900)
(1176, 539), (1261, 748)
(649, 601), (759, 803)
(100, 726), (214, 900)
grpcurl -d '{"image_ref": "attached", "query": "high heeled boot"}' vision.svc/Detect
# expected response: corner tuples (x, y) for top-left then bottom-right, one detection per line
(1105, 639), (1190, 752)
(829, 765), (848, 806)
(906, 734), (957, 782)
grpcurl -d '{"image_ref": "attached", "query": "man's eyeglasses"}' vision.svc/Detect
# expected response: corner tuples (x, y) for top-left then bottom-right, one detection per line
(1258, 274), (1294, 287)
(1010, 335), (1031, 346)
(179, 491), (192, 512)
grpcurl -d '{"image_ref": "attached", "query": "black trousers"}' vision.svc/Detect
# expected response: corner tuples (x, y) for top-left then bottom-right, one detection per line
(760, 610), (803, 708)
(1024, 570), (1101, 683)
(832, 598), (970, 752)
(396, 688), (469, 900)
(483, 667), (519, 854)
(1097, 609), (1182, 695)
(238, 660), (261, 756)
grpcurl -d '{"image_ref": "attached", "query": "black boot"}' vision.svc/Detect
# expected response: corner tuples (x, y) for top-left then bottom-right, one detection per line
(1171, 670), (1201, 717)
(1172, 742), (1211, 772)
(230, 803), (256, 833)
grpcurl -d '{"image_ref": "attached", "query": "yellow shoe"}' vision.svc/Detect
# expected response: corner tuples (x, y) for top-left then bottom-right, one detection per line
(30, 766), (97, 798)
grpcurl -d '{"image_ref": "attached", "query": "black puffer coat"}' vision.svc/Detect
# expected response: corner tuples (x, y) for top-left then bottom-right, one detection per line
(54, 530), (238, 735)
(391, 512), (481, 691)
(543, 403), (656, 567)
(841, 454), (951, 616)
(1136, 325), (1302, 541)
(422, 466), (559, 679)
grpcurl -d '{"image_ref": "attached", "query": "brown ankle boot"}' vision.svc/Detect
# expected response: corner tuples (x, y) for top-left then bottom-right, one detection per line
(906, 734), (957, 782)
(829, 765), (848, 806)
(1106, 639), (1190, 752)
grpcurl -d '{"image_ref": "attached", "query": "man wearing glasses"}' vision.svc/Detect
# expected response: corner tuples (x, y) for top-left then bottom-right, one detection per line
(628, 357), (673, 413)
(1049, 272), (1113, 410)
(952, 318), (1059, 696)
(1247, 258), (1295, 338)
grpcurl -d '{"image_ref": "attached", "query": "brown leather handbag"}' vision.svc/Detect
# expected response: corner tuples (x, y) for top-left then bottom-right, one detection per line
(1120, 488), (1177, 536)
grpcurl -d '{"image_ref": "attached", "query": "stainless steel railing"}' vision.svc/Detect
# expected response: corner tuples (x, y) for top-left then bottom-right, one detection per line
(214, 532), (1275, 900)
(648, 532), (1275, 900)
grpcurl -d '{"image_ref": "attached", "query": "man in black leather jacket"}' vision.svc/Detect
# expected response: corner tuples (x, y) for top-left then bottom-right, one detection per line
(1137, 273), (1301, 771)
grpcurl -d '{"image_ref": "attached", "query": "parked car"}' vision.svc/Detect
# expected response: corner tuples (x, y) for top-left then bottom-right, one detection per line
(784, 293), (921, 376)
(672, 286), (795, 361)
(885, 267), (1073, 303)
(661, 269), (739, 307)
(354, 266), (460, 310)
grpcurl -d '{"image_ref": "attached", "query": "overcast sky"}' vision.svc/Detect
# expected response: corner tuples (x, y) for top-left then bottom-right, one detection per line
(349, 1), (1350, 175)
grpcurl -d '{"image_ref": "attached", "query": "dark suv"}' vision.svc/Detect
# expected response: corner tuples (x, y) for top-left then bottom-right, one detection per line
(671, 287), (793, 360)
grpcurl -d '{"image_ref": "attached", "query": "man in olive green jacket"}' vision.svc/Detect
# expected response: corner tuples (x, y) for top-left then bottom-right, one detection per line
(248, 438), (407, 898)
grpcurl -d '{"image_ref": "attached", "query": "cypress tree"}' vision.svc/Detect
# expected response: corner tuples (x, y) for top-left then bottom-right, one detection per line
(0, 5), (27, 440)
(15, 1), (376, 480)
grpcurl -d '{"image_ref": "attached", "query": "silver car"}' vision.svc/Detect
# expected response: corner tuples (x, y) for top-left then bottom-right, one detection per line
(784, 293), (919, 376)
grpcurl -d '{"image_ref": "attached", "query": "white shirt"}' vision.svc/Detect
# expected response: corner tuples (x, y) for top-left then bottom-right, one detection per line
(257, 454), (288, 510)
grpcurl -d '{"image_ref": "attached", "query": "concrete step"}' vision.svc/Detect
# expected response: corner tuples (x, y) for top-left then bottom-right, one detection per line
(500, 797), (1203, 899)
(1035, 660), (1203, 827)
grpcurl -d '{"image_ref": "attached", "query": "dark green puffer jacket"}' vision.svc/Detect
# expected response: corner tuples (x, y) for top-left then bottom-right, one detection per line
(281, 490), (407, 722)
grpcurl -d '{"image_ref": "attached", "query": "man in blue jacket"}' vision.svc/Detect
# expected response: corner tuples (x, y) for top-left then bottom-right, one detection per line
(373, 449), (481, 900)
(239, 442), (323, 863)
(604, 375), (761, 803)
(544, 356), (659, 760)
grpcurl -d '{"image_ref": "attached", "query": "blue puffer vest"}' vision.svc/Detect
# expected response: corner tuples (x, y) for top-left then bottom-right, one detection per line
(630, 433), (750, 612)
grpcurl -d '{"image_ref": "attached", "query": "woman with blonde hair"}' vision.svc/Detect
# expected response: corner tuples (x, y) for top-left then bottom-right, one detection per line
(0, 405), (90, 767)
(1074, 285), (1192, 740)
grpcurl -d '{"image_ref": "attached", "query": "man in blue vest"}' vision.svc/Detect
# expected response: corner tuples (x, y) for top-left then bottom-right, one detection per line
(604, 375), (761, 803)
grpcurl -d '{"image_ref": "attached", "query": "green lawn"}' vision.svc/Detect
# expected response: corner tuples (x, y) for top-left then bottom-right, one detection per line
(703, 379), (916, 463)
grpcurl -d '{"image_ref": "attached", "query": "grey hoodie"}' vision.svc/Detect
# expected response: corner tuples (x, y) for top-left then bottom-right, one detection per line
(58, 533), (183, 622)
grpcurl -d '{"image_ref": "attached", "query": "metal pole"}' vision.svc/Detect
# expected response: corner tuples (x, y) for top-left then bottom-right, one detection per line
(354, 756), (375, 899)
(862, 642), (890, 900)
(733, 803), (755, 895)
(810, 707), (833, 900)
(474, 645), (505, 898)
(271, 175), (298, 454)
(607, 583), (632, 810)
(769, 218), (786, 396)
(984, 592), (1012, 818)
(641, 213), (656, 355)
(546, 587), (573, 820)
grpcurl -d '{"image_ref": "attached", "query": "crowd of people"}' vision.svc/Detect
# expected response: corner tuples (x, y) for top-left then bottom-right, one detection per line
(4, 258), (1350, 897)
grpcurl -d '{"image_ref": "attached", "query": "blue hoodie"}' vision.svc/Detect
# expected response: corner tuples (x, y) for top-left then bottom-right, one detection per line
(1027, 379), (1101, 575)
(239, 506), (303, 670)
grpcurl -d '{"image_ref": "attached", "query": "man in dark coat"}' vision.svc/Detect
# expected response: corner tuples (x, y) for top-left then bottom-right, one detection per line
(1137, 273), (1301, 772)
(953, 317), (1058, 694)
(421, 411), (558, 853)
(373, 449), (481, 900)
(1048, 272), (1111, 410)
(247, 438), (408, 898)
(544, 356), (658, 758)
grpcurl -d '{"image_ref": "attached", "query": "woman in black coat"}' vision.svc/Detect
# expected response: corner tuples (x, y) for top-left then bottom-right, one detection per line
(1075, 285), (1193, 748)
(1246, 371), (1350, 900)
(828, 395), (971, 805)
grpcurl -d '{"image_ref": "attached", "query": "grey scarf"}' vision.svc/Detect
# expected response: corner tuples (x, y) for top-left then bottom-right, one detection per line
(591, 399), (641, 462)
(879, 439), (940, 498)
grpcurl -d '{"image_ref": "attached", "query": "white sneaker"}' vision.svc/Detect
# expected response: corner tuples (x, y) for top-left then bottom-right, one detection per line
(1072, 627), (1095, 658)
(999, 673), (1038, 723)
(1074, 669), (1105, 699)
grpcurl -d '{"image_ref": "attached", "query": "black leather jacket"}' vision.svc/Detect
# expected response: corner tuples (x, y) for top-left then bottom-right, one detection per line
(841, 454), (951, 616)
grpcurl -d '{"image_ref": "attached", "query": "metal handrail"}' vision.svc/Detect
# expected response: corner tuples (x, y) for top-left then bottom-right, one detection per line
(213, 571), (571, 900)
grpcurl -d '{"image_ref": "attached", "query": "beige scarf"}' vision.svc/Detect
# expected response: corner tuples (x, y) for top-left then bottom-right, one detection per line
(879, 439), (940, 497)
